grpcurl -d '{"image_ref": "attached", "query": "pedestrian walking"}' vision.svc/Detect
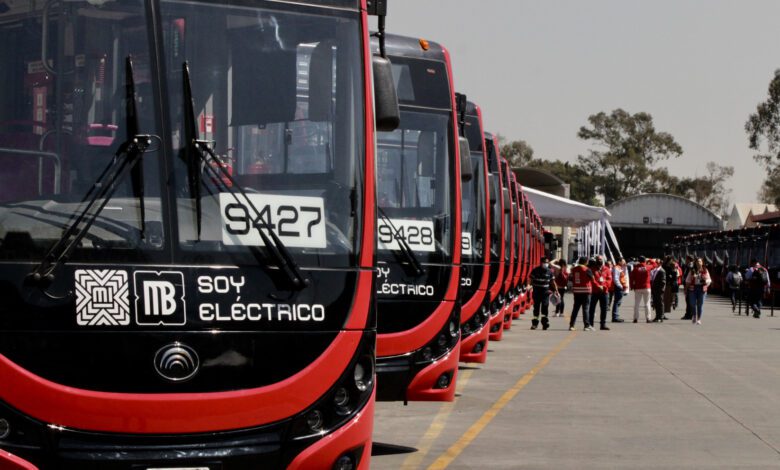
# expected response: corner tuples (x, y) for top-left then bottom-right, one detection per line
(685, 258), (711, 325)
(725, 265), (742, 312)
(651, 261), (666, 322)
(529, 257), (558, 330)
(745, 258), (771, 318)
(569, 256), (595, 331)
(662, 256), (678, 317)
(630, 256), (652, 323)
(681, 255), (694, 320)
(553, 259), (569, 317)
(587, 255), (611, 330)
(673, 260), (683, 310)
(611, 258), (628, 322)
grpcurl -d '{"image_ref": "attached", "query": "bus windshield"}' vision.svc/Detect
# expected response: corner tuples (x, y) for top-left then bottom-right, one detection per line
(376, 110), (452, 262)
(0, 0), (364, 270)
(161, 0), (364, 268)
(461, 151), (486, 262)
(0, 0), (162, 263)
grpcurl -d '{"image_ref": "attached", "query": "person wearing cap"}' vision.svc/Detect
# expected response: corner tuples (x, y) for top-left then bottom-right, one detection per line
(529, 256), (558, 330)
(587, 255), (611, 331)
(630, 256), (652, 323)
(569, 256), (595, 330)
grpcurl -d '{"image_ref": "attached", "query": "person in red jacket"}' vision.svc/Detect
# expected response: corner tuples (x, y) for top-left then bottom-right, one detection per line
(553, 259), (570, 317)
(587, 255), (612, 330)
(569, 256), (595, 331)
(630, 256), (652, 323)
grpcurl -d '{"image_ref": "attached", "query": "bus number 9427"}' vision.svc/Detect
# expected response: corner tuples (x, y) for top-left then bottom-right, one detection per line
(220, 193), (326, 249)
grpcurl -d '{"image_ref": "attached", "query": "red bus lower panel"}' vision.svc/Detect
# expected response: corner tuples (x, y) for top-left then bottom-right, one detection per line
(0, 450), (37, 470)
(406, 347), (460, 402)
(459, 321), (489, 363)
(0, 332), (376, 468)
(288, 390), (374, 470)
(488, 311), (504, 341)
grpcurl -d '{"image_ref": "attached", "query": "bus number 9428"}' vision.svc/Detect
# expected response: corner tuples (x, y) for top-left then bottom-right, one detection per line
(378, 219), (436, 252)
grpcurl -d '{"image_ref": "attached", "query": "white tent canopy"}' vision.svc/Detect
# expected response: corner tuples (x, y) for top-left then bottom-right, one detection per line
(523, 186), (621, 261)
(523, 186), (610, 226)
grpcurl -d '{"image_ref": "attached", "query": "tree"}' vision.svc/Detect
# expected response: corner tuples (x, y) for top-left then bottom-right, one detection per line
(757, 166), (780, 205)
(526, 159), (599, 205)
(745, 69), (780, 203)
(686, 162), (734, 217)
(577, 109), (683, 205)
(499, 138), (534, 167)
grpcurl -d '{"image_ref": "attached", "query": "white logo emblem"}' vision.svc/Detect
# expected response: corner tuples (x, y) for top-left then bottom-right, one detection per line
(75, 270), (131, 326)
(134, 271), (186, 326)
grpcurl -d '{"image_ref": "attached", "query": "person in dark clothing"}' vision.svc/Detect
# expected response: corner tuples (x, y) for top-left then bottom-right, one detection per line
(569, 256), (595, 330)
(651, 262), (666, 322)
(553, 259), (569, 317)
(681, 255), (694, 320)
(745, 258), (770, 318)
(725, 264), (743, 312)
(662, 256), (677, 317)
(587, 255), (611, 331)
(529, 257), (558, 330)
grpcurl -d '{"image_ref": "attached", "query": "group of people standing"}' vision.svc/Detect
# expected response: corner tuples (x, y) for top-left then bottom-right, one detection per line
(528, 253), (731, 330)
(725, 258), (772, 318)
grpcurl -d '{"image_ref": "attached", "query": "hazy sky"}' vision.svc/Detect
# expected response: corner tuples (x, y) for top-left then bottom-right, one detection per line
(384, 0), (780, 204)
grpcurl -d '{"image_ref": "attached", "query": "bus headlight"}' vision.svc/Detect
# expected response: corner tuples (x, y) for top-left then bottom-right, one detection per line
(333, 387), (350, 408)
(306, 410), (324, 432)
(0, 418), (9, 440)
(333, 454), (356, 470)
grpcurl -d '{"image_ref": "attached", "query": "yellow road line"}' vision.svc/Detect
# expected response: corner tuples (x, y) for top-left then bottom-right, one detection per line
(427, 332), (577, 470)
(401, 369), (475, 470)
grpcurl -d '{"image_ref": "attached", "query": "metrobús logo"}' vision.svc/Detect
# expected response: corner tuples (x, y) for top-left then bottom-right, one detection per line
(75, 269), (131, 326)
(134, 271), (187, 326)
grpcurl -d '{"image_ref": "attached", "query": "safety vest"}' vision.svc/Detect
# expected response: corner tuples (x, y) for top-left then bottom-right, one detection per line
(571, 265), (592, 294)
(530, 266), (554, 289)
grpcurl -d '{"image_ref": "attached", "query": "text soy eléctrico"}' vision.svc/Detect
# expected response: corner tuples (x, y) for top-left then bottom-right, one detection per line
(375, 265), (435, 297)
(197, 275), (325, 322)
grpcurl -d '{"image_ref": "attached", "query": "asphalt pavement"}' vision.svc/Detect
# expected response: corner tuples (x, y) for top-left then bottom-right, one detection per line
(371, 293), (780, 469)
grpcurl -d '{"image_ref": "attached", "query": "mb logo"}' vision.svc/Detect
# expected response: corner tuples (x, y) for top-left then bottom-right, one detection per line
(134, 271), (186, 326)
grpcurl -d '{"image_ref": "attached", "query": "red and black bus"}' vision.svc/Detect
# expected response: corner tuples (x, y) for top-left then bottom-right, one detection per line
(483, 133), (507, 341)
(0, 0), (395, 468)
(498, 156), (516, 331)
(508, 176), (524, 318)
(374, 34), (462, 402)
(456, 98), (490, 363)
(514, 189), (533, 317)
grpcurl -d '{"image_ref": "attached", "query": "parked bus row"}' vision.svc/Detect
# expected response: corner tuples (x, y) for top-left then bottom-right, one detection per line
(668, 225), (780, 296)
(0, 1), (545, 468)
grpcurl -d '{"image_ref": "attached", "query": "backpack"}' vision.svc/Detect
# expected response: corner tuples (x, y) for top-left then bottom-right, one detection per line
(728, 272), (742, 289)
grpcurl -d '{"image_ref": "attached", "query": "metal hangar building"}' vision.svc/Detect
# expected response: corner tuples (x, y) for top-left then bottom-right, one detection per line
(606, 193), (722, 258)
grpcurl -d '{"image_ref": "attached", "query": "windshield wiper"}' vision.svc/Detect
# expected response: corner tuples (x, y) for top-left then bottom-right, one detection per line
(180, 62), (308, 289)
(377, 207), (425, 275)
(28, 57), (151, 287)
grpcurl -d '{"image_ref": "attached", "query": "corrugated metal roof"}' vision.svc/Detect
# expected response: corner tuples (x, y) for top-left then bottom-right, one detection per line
(607, 193), (721, 230)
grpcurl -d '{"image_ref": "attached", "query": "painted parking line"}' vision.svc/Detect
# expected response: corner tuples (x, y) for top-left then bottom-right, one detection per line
(401, 369), (475, 470)
(427, 332), (578, 469)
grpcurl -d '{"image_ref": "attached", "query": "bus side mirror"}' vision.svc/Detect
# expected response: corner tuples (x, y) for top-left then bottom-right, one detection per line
(373, 55), (400, 132)
(503, 188), (511, 213)
(459, 137), (473, 181)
